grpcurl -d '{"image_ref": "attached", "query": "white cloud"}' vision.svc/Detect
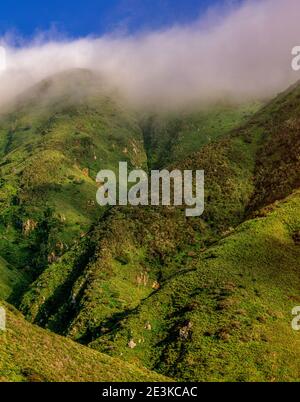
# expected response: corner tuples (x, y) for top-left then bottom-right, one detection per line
(0, 0), (299, 109)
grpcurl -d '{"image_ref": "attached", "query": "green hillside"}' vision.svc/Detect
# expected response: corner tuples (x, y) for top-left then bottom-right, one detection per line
(19, 83), (261, 342)
(0, 69), (147, 285)
(142, 101), (261, 168)
(90, 191), (300, 381)
(0, 302), (169, 382)
(1, 70), (300, 382)
(0, 257), (26, 300)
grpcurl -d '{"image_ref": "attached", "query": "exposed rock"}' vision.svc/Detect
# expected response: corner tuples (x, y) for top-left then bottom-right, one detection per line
(128, 339), (137, 349)
(82, 168), (89, 177)
(59, 214), (66, 222)
(222, 227), (234, 237)
(136, 272), (149, 286)
(152, 281), (160, 290)
(144, 322), (152, 331)
(56, 241), (64, 252)
(47, 252), (58, 264)
(22, 219), (37, 235)
(179, 321), (193, 340)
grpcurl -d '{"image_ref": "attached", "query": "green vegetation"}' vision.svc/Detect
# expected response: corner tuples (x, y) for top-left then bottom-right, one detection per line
(0, 69), (147, 286)
(142, 102), (261, 168)
(0, 257), (26, 300)
(0, 302), (169, 382)
(1, 70), (300, 382)
(91, 191), (300, 381)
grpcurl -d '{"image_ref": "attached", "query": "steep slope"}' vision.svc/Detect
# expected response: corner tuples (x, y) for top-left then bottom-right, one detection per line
(0, 69), (257, 302)
(0, 302), (169, 382)
(3, 69), (300, 382)
(20, 107), (260, 340)
(90, 190), (300, 381)
(142, 102), (261, 168)
(19, 80), (300, 382)
(0, 256), (26, 300)
(85, 82), (300, 381)
(0, 69), (147, 287)
(247, 82), (300, 212)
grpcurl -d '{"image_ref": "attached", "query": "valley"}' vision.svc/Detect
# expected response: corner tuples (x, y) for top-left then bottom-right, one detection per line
(0, 69), (300, 382)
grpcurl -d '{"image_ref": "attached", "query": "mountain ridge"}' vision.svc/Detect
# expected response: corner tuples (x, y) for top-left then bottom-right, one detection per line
(1, 69), (300, 381)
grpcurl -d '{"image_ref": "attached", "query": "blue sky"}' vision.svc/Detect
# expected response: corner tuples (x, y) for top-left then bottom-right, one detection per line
(0, 0), (240, 39)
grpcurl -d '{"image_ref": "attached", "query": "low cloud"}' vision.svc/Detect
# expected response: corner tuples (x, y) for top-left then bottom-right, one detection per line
(0, 0), (300, 109)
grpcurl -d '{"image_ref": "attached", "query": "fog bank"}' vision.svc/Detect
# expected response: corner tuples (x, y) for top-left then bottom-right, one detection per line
(0, 0), (300, 109)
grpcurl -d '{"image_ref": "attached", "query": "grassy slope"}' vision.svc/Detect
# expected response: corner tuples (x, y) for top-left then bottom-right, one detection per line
(20, 128), (258, 342)
(0, 302), (169, 382)
(90, 191), (300, 381)
(86, 83), (300, 381)
(20, 102), (261, 341)
(0, 257), (26, 300)
(1, 71), (256, 301)
(247, 82), (300, 211)
(0, 69), (147, 288)
(20, 81), (300, 381)
(3, 72), (300, 382)
(142, 102), (261, 168)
